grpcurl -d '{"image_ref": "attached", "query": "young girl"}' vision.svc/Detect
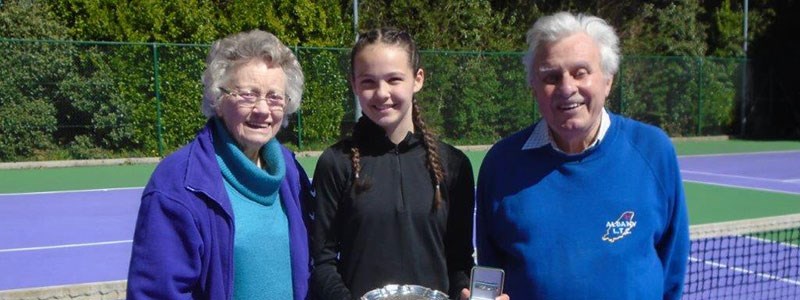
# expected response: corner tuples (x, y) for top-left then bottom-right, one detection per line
(310, 27), (475, 299)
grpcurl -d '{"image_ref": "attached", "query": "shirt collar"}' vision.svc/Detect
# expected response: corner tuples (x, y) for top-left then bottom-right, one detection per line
(522, 108), (611, 154)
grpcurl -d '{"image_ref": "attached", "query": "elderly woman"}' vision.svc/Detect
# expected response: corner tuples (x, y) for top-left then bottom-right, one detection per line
(126, 30), (313, 300)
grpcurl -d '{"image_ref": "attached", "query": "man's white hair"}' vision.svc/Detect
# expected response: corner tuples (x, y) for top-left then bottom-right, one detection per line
(522, 12), (620, 86)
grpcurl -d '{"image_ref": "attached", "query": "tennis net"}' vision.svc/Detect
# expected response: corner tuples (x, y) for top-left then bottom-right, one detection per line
(683, 213), (800, 299)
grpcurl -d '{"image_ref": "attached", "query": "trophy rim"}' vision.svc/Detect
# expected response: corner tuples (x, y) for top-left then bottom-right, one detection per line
(360, 284), (449, 300)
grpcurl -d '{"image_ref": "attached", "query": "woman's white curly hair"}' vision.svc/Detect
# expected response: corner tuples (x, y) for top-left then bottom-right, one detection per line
(201, 30), (304, 125)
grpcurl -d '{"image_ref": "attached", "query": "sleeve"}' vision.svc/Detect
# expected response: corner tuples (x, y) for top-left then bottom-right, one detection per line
(126, 191), (202, 300)
(474, 148), (503, 268)
(658, 145), (690, 300)
(287, 151), (315, 299)
(444, 150), (476, 297)
(309, 150), (353, 299)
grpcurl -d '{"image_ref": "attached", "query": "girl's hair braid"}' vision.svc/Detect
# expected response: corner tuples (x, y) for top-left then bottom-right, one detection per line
(351, 122), (371, 194)
(412, 98), (445, 209)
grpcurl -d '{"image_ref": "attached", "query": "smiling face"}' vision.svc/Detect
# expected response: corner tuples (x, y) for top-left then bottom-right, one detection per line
(531, 32), (613, 152)
(351, 43), (424, 143)
(215, 59), (286, 160)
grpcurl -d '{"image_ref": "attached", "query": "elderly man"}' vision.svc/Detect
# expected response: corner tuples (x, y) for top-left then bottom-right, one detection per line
(475, 12), (689, 299)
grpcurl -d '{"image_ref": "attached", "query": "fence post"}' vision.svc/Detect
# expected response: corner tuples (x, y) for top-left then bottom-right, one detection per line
(297, 108), (304, 150)
(152, 43), (164, 157)
(696, 57), (704, 136)
(617, 57), (625, 113)
(740, 57), (747, 137)
(294, 45), (303, 149)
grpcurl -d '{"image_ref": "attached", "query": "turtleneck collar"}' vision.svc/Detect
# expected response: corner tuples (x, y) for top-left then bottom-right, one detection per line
(353, 116), (423, 154)
(212, 117), (285, 205)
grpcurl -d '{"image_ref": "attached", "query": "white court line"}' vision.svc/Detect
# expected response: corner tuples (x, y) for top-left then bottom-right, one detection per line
(746, 235), (800, 249)
(681, 170), (788, 183)
(679, 150), (800, 188)
(0, 240), (132, 253)
(683, 179), (800, 196)
(689, 236), (800, 287)
(0, 186), (143, 197)
(689, 256), (800, 286)
(679, 150), (800, 158)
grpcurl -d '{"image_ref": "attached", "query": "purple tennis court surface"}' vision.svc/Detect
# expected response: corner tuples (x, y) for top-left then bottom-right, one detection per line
(0, 151), (798, 295)
(679, 151), (800, 195)
(0, 188), (140, 290)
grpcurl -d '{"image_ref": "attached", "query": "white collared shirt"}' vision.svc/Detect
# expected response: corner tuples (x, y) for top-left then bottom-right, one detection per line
(522, 108), (611, 155)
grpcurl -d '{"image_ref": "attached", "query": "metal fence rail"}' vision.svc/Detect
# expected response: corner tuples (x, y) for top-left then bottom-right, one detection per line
(0, 38), (747, 162)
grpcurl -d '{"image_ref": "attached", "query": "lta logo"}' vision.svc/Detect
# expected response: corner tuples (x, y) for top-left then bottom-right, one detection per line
(602, 211), (636, 243)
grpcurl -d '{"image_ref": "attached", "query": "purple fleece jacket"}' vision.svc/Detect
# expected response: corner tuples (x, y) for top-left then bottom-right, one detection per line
(126, 120), (313, 300)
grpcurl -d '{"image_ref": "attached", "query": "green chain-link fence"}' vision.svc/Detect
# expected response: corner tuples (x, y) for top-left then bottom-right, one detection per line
(0, 38), (747, 162)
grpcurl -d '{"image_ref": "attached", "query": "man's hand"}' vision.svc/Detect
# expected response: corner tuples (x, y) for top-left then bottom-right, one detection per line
(460, 288), (510, 300)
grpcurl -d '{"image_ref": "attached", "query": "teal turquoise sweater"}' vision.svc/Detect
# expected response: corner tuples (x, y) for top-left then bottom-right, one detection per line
(212, 118), (293, 299)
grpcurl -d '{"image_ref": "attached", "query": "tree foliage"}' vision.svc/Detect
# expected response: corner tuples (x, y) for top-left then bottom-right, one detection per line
(622, 0), (707, 56)
(710, 0), (745, 57)
(0, 1), (69, 160)
(50, 0), (220, 42)
(0, 0), (796, 161)
(354, 0), (508, 50)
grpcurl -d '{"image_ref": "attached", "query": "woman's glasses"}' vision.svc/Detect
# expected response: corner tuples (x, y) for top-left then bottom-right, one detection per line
(219, 87), (287, 112)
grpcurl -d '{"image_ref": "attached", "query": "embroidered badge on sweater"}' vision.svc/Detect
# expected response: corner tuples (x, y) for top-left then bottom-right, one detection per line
(603, 211), (637, 243)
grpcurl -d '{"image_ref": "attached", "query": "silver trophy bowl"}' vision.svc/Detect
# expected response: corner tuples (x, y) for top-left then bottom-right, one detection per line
(360, 284), (449, 300)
